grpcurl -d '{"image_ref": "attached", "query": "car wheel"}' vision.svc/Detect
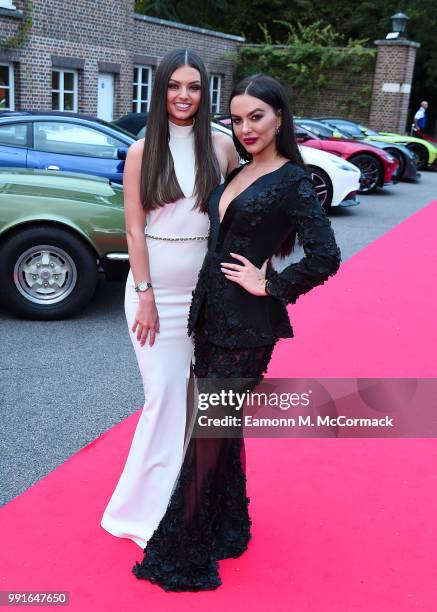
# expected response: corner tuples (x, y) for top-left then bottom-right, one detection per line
(406, 143), (428, 170)
(307, 165), (333, 211)
(385, 147), (405, 180)
(0, 225), (99, 320)
(348, 154), (382, 193)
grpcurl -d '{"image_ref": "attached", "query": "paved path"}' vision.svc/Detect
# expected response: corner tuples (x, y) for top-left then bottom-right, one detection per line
(1, 172), (436, 506)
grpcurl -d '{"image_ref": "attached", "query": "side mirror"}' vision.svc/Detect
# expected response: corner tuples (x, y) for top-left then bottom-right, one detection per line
(117, 146), (128, 160)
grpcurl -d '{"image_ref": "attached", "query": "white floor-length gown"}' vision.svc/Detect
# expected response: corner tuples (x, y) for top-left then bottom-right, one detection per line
(101, 120), (210, 549)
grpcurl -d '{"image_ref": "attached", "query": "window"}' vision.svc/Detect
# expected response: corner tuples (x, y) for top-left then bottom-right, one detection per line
(330, 120), (362, 137)
(0, 123), (28, 146)
(0, 63), (14, 111)
(209, 75), (222, 114)
(33, 122), (125, 158)
(133, 66), (152, 113)
(52, 70), (78, 112)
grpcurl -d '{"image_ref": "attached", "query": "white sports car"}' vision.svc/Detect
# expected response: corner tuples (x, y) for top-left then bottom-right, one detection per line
(300, 145), (360, 210)
(212, 122), (361, 210)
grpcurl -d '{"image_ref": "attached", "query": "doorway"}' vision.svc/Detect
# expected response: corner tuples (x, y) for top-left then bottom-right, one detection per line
(97, 73), (114, 121)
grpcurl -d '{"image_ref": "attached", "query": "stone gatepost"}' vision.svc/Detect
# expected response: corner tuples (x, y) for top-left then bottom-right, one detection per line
(369, 39), (420, 134)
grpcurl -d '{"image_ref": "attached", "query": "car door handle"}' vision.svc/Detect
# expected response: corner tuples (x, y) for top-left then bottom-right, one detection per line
(46, 165), (61, 170)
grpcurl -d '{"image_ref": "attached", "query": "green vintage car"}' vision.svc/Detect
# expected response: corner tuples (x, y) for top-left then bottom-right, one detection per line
(317, 118), (437, 170)
(0, 168), (129, 320)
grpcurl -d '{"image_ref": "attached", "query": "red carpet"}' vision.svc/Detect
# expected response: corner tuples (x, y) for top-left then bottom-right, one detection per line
(1, 201), (437, 611)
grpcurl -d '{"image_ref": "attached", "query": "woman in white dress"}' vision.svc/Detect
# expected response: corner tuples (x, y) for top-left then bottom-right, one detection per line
(100, 48), (238, 548)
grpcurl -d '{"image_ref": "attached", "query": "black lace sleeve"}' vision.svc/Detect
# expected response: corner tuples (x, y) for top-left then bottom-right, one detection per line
(265, 173), (342, 305)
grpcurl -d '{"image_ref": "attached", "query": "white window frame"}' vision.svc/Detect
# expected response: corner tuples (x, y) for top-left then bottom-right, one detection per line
(133, 65), (152, 113)
(0, 62), (14, 110)
(0, 1), (17, 9)
(209, 74), (222, 114)
(51, 69), (78, 112)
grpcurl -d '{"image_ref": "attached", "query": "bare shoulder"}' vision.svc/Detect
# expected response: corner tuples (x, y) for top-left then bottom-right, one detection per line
(212, 131), (233, 152)
(212, 131), (239, 175)
(127, 137), (144, 158)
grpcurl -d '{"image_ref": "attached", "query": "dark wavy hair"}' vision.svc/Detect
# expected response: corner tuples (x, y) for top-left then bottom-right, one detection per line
(230, 73), (307, 256)
(140, 48), (221, 212)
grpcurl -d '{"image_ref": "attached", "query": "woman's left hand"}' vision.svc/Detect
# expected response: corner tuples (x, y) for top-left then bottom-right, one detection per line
(221, 252), (268, 296)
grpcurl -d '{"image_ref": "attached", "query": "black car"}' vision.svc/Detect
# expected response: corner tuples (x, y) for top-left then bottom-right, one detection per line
(300, 118), (419, 183)
(316, 117), (427, 174)
(112, 112), (148, 138)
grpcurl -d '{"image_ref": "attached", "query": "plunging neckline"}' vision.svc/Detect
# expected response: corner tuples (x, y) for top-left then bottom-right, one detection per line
(218, 160), (291, 225)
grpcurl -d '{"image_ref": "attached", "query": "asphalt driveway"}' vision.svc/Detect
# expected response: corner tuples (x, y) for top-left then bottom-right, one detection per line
(1, 171), (436, 506)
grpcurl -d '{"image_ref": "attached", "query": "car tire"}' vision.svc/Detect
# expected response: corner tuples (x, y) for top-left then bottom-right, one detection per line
(0, 225), (99, 320)
(307, 165), (333, 211)
(406, 143), (428, 170)
(385, 147), (405, 180)
(348, 154), (383, 193)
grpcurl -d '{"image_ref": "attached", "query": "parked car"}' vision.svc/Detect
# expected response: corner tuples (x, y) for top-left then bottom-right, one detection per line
(298, 146), (360, 210)
(296, 118), (419, 183)
(0, 168), (129, 320)
(317, 117), (437, 171)
(294, 121), (398, 193)
(112, 111), (148, 138)
(0, 111), (133, 183)
(210, 121), (361, 210)
(113, 111), (361, 209)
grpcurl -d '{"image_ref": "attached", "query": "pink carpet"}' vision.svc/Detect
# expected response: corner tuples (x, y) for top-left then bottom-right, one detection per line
(1, 201), (437, 611)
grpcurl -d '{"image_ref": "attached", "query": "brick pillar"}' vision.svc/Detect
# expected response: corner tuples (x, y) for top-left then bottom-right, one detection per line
(369, 39), (420, 134)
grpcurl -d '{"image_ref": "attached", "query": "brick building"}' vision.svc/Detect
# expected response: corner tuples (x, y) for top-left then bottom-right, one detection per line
(369, 39), (420, 133)
(0, 0), (244, 120)
(1, 1), (422, 134)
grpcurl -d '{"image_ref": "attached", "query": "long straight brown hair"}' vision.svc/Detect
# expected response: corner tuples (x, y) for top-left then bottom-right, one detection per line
(140, 48), (221, 212)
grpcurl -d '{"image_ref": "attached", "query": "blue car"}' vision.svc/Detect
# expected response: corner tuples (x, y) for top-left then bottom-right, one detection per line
(0, 111), (136, 184)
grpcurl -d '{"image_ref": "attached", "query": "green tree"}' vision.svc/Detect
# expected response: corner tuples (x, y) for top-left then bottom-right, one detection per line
(134, 0), (437, 132)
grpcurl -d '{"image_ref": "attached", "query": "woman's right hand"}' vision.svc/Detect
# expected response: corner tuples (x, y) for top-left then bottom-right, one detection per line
(132, 294), (160, 347)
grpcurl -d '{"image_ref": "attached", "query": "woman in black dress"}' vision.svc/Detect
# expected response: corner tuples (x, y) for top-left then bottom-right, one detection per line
(132, 74), (342, 591)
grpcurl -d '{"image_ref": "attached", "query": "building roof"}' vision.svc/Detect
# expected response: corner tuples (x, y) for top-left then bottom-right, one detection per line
(134, 13), (245, 42)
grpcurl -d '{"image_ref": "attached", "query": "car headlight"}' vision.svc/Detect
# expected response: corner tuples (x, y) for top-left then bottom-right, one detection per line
(329, 156), (360, 172)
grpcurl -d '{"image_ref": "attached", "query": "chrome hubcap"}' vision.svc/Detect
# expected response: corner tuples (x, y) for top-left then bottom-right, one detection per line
(310, 172), (328, 206)
(355, 158), (379, 191)
(13, 245), (77, 304)
(411, 151), (420, 166)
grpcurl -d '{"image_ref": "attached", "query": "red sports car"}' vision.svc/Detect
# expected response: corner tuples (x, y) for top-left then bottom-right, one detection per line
(295, 123), (399, 193)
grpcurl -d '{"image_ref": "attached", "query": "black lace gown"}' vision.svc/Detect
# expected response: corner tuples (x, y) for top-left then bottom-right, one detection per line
(132, 162), (341, 591)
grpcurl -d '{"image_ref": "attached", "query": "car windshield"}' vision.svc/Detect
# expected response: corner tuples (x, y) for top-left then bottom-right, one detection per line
(325, 119), (380, 138)
(296, 120), (352, 139)
(105, 122), (138, 140)
(359, 125), (379, 136)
